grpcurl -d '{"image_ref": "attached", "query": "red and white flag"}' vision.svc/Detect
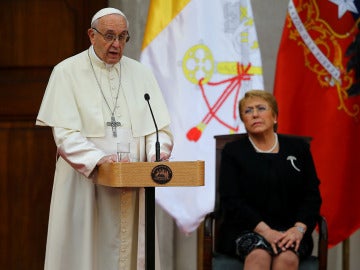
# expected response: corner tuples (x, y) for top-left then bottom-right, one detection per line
(274, 0), (360, 246)
(141, 0), (264, 233)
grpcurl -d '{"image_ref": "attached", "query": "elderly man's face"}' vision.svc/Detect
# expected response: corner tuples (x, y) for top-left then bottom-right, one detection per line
(88, 14), (128, 64)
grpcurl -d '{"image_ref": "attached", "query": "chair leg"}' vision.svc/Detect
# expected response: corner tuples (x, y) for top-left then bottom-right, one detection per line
(197, 223), (205, 270)
(318, 215), (328, 270)
(198, 221), (213, 270)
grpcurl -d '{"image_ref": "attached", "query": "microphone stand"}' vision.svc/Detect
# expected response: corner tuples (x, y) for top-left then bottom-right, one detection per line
(144, 93), (160, 270)
(144, 93), (160, 162)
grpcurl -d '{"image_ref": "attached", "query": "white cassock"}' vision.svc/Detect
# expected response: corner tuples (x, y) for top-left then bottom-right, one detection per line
(36, 46), (173, 270)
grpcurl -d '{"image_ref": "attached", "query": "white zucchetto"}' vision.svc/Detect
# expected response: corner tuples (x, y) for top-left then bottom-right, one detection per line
(91, 7), (125, 24)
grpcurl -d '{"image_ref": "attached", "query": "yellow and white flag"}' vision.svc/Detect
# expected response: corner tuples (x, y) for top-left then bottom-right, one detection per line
(141, 0), (264, 233)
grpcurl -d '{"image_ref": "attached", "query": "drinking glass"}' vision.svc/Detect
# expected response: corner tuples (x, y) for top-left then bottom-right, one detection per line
(117, 142), (130, 162)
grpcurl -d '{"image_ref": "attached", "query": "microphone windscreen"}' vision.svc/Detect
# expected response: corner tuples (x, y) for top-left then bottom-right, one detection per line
(144, 93), (150, 101)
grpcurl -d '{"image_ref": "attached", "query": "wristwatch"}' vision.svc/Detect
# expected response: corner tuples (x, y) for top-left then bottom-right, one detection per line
(296, 226), (306, 234)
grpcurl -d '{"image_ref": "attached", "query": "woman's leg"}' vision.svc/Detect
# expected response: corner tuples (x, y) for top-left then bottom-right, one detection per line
(244, 249), (271, 270)
(272, 250), (299, 270)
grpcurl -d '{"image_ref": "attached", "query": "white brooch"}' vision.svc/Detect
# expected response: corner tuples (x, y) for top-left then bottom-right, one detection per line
(287, 156), (301, 172)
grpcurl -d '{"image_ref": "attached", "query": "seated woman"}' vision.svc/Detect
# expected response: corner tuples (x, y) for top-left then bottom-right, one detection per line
(217, 90), (322, 270)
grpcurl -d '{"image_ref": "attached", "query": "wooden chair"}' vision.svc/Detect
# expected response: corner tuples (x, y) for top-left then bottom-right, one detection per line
(200, 133), (328, 270)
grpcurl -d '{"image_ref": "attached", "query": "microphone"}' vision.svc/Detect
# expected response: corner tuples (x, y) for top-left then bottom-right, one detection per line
(144, 93), (160, 162)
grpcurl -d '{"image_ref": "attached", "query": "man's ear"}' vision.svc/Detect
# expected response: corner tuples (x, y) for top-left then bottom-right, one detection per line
(88, 28), (95, 44)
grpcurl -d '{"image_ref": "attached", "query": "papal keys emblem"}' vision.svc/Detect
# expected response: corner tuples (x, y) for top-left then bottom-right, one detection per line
(182, 44), (262, 142)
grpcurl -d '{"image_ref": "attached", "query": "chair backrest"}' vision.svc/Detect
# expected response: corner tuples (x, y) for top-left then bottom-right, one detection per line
(214, 133), (247, 211)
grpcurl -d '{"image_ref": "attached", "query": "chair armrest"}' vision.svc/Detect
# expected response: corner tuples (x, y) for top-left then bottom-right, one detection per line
(204, 212), (216, 237)
(317, 215), (328, 270)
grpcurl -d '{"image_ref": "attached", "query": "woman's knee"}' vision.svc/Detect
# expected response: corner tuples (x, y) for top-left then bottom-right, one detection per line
(244, 249), (271, 268)
(272, 251), (299, 269)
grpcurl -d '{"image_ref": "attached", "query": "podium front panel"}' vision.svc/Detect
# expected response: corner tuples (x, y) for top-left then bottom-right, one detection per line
(96, 161), (204, 187)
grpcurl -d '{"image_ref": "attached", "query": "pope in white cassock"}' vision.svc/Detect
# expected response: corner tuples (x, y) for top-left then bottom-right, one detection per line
(36, 7), (173, 270)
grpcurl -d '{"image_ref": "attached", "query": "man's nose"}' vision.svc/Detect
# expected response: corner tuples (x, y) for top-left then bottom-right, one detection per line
(111, 38), (121, 47)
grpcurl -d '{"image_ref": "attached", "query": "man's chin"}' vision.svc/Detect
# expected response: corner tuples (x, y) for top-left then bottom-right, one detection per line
(106, 56), (121, 64)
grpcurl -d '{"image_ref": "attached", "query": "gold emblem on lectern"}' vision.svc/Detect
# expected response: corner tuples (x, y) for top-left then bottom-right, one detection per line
(151, 165), (173, 184)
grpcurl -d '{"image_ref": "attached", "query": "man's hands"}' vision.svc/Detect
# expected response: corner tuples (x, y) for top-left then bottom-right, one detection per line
(97, 154), (117, 166)
(97, 152), (171, 166)
(150, 152), (170, 162)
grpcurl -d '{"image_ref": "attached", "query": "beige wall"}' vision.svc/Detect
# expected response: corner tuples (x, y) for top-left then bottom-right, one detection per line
(110, 0), (360, 269)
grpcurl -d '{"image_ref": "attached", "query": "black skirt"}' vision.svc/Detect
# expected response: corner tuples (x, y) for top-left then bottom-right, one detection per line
(235, 231), (313, 262)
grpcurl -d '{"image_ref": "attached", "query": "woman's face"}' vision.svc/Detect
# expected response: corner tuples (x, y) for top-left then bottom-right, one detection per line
(240, 96), (277, 135)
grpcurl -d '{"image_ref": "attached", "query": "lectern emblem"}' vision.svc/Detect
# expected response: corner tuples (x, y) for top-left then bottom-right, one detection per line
(151, 165), (173, 184)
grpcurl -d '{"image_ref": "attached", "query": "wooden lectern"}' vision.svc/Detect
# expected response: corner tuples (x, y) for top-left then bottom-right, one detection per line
(96, 161), (205, 270)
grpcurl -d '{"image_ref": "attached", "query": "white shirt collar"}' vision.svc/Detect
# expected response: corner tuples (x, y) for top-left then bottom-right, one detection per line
(89, 46), (120, 71)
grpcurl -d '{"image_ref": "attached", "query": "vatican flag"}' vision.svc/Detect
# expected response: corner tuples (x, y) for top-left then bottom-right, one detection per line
(141, 0), (264, 233)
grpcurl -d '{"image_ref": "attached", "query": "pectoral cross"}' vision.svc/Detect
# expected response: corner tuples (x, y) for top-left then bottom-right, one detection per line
(107, 115), (121, 137)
